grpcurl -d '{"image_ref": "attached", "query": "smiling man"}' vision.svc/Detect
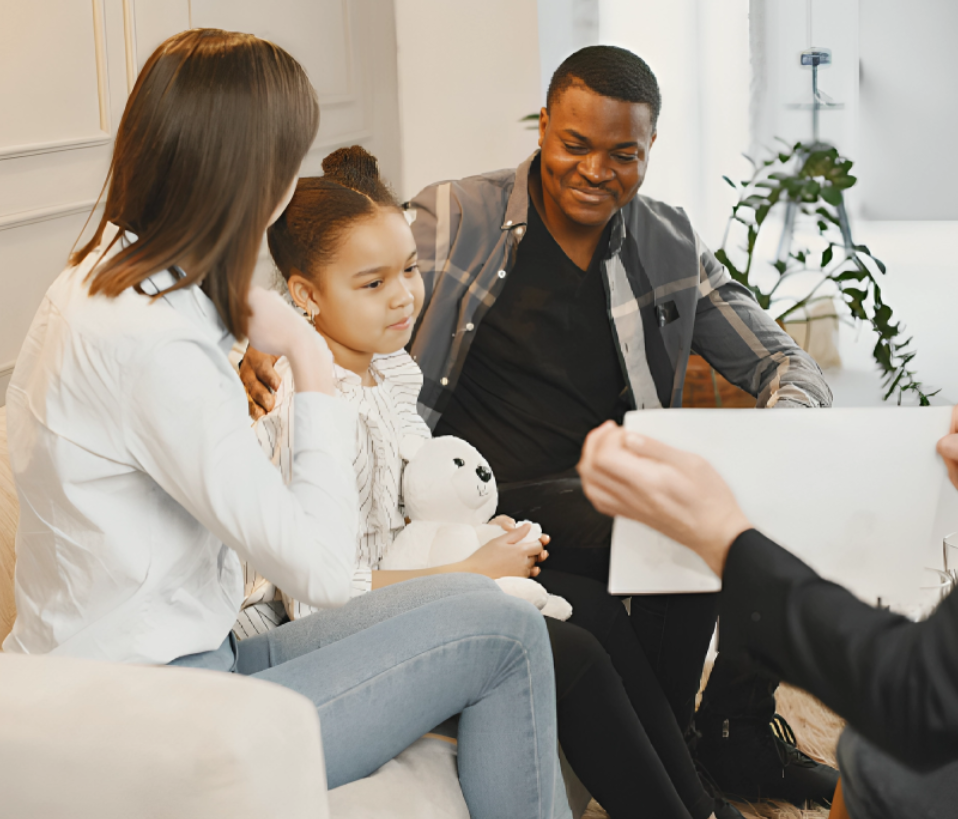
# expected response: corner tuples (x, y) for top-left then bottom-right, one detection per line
(415, 46), (835, 811)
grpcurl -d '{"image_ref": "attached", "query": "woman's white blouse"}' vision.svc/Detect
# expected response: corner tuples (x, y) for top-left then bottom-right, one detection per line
(2, 224), (359, 664)
(240, 350), (430, 630)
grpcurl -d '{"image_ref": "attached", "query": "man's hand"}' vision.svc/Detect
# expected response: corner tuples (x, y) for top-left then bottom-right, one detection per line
(577, 421), (751, 577)
(463, 524), (549, 579)
(241, 346), (281, 420)
(938, 405), (958, 492)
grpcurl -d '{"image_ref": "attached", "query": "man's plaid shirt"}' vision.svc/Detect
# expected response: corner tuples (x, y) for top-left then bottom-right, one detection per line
(407, 152), (832, 428)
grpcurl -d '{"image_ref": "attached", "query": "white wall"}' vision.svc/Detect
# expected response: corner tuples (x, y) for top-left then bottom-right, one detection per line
(750, 0), (860, 162)
(0, 0), (402, 405)
(597, 0), (751, 249)
(394, 0), (542, 201)
(751, 0), (958, 220)
(857, 0), (958, 219)
(749, 0), (957, 407)
(537, 0), (598, 101)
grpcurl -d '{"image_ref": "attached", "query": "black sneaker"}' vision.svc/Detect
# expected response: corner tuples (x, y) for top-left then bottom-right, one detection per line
(686, 734), (747, 819)
(693, 712), (839, 807)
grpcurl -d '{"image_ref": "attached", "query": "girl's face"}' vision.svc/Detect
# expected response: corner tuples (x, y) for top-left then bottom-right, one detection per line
(294, 208), (424, 365)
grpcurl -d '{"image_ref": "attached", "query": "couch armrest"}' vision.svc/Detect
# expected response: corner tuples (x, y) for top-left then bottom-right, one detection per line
(0, 654), (329, 819)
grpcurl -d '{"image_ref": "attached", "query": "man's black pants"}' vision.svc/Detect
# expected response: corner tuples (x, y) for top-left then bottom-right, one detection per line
(498, 469), (777, 734)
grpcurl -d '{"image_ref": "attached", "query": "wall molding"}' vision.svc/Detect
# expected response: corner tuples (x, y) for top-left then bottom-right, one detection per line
(316, 0), (357, 107)
(92, 0), (111, 133)
(0, 1), (112, 160)
(0, 200), (100, 232)
(0, 134), (111, 161)
(309, 128), (374, 156)
(122, 0), (139, 94)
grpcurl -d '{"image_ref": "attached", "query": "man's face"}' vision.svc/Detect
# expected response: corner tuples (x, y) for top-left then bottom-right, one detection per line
(538, 83), (656, 228)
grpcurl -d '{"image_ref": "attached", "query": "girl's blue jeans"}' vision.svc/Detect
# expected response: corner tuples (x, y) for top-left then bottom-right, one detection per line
(170, 573), (571, 819)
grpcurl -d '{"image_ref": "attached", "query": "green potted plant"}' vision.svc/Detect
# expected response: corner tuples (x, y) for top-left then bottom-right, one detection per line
(711, 141), (937, 406)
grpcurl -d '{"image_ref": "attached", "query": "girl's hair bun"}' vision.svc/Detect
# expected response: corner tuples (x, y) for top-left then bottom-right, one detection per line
(322, 145), (380, 195)
(267, 145), (400, 282)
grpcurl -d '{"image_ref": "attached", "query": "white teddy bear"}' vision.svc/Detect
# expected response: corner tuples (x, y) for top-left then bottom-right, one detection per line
(380, 435), (573, 621)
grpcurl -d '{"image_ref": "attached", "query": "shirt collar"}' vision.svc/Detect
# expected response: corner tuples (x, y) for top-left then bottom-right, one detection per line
(333, 362), (363, 389)
(334, 357), (389, 391)
(502, 151), (538, 231)
(117, 226), (235, 356)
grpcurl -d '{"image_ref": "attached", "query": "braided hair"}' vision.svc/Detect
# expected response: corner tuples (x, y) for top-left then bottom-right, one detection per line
(268, 145), (399, 282)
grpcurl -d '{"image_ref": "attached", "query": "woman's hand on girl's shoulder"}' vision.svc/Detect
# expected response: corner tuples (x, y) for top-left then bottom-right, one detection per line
(246, 287), (335, 396)
(246, 287), (312, 357)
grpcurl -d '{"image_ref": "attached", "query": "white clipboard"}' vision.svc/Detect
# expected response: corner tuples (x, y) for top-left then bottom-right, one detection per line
(608, 407), (953, 608)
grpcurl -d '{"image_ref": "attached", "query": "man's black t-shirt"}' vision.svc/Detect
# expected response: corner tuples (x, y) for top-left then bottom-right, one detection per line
(435, 198), (628, 483)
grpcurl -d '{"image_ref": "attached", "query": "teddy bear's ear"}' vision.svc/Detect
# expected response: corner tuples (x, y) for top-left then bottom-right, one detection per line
(400, 434), (428, 463)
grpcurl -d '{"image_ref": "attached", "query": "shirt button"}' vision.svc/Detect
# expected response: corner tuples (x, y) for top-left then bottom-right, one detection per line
(441, 377), (449, 386)
(465, 323), (475, 331)
(751, 612), (762, 623)
(498, 270), (507, 279)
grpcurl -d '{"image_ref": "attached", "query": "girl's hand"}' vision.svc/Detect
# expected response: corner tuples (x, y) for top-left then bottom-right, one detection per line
(464, 524), (548, 579)
(246, 287), (334, 396)
(489, 515), (551, 563)
(578, 421), (751, 577)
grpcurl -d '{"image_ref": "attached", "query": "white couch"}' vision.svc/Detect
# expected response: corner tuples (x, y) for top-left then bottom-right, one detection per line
(0, 407), (590, 818)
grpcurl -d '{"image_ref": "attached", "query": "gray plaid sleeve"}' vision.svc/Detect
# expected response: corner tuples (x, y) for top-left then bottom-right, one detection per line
(692, 236), (833, 409)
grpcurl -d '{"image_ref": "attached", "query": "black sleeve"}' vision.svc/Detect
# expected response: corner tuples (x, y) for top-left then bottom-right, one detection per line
(719, 529), (958, 770)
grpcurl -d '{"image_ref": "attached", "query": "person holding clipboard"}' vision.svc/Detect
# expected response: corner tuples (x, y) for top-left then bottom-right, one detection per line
(577, 407), (958, 819)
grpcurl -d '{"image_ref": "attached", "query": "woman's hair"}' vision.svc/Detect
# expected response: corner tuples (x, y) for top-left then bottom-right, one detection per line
(73, 28), (319, 338)
(268, 145), (399, 284)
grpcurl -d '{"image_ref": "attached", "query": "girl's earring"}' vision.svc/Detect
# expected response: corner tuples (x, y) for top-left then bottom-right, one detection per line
(306, 305), (318, 325)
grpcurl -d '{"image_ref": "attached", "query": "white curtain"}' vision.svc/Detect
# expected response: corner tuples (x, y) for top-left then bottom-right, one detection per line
(596, 0), (751, 249)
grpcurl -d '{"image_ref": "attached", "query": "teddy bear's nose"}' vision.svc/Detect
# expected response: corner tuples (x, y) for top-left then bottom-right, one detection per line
(476, 465), (492, 483)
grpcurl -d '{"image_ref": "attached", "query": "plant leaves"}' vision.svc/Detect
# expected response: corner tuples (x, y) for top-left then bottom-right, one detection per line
(834, 269), (867, 282)
(725, 140), (936, 406)
(821, 186), (843, 206)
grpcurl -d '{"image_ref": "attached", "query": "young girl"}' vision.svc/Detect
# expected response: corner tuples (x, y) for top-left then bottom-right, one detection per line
(3, 30), (565, 819)
(251, 145), (724, 819)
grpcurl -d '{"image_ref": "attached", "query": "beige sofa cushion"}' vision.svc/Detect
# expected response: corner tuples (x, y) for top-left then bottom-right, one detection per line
(0, 406), (16, 645)
(0, 653), (330, 819)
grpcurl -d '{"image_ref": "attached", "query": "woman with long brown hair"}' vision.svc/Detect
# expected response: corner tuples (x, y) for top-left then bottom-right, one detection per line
(2, 30), (567, 819)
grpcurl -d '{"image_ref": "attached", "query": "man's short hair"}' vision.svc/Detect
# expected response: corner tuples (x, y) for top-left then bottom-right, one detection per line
(547, 45), (661, 128)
